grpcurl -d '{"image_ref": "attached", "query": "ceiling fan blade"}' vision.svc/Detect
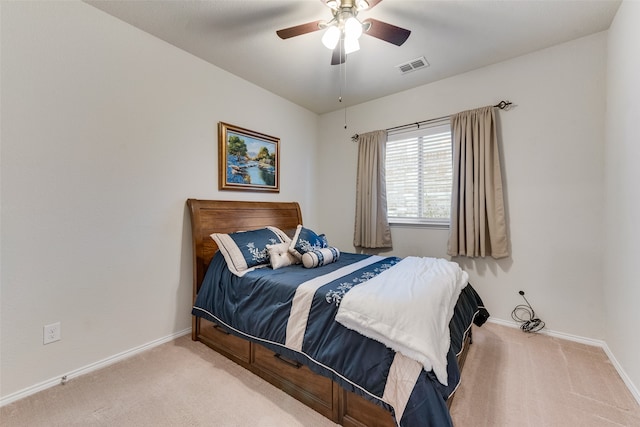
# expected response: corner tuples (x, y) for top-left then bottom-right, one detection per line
(331, 40), (346, 65)
(362, 18), (411, 46)
(276, 20), (324, 39)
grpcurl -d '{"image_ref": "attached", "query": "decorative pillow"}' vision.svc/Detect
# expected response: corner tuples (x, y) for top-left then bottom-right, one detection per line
(288, 225), (329, 260)
(267, 242), (300, 270)
(211, 226), (289, 276)
(302, 247), (341, 269)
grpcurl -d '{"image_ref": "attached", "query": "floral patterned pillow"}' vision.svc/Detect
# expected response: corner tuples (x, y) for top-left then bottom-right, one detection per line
(288, 225), (329, 261)
(211, 226), (289, 276)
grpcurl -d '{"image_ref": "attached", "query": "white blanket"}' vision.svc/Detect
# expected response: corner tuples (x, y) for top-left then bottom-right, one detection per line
(335, 256), (468, 386)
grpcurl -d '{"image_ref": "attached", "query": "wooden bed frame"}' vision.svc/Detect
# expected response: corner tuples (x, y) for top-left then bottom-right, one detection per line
(186, 199), (470, 426)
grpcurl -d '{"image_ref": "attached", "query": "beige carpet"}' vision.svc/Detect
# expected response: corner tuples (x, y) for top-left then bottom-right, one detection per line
(450, 323), (640, 426)
(2, 322), (639, 426)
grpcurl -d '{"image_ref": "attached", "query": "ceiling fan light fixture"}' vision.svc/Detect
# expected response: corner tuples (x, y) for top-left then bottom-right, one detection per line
(326, 0), (339, 11)
(322, 25), (341, 50)
(344, 35), (360, 54)
(344, 16), (363, 39)
(356, 0), (370, 10)
(275, 0), (412, 65)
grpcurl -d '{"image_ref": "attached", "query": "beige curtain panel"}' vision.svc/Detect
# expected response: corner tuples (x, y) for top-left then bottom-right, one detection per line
(353, 130), (393, 249)
(448, 106), (509, 259)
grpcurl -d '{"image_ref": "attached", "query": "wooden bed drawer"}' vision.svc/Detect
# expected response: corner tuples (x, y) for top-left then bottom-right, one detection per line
(342, 389), (395, 427)
(252, 343), (338, 419)
(198, 318), (251, 364)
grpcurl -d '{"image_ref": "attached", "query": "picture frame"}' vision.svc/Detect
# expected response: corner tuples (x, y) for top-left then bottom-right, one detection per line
(218, 122), (280, 192)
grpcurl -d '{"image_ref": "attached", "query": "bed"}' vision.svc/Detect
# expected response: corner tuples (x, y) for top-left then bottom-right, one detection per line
(186, 199), (488, 426)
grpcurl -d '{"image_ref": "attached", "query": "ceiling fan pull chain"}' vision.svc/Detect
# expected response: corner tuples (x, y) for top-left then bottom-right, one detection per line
(338, 40), (343, 103)
(343, 61), (347, 128)
(344, 106), (348, 129)
(342, 47), (349, 129)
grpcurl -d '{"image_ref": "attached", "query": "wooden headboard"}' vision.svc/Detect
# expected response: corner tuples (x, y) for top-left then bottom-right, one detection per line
(186, 199), (303, 301)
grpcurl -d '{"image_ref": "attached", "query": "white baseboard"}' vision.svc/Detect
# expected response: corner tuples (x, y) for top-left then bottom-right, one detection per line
(487, 317), (605, 346)
(5, 321), (640, 410)
(600, 341), (640, 406)
(0, 328), (191, 407)
(487, 318), (640, 406)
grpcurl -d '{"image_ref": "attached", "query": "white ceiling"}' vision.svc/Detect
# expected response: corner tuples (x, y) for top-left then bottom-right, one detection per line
(85, 0), (621, 114)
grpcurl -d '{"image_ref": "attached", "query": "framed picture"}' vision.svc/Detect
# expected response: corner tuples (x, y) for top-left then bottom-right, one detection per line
(218, 122), (280, 192)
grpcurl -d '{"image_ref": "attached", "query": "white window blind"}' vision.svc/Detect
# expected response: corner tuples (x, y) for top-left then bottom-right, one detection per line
(385, 119), (452, 226)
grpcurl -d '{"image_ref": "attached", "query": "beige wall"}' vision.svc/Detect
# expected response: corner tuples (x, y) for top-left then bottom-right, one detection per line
(317, 32), (607, 340)
(604, 0), (640, 403)
(0, 1), (318, 399)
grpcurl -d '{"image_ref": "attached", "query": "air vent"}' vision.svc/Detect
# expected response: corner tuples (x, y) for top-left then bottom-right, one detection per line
(396, 56), (430, 75)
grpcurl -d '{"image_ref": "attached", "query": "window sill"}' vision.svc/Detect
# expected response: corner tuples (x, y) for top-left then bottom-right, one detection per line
(389, 219), (450, 230)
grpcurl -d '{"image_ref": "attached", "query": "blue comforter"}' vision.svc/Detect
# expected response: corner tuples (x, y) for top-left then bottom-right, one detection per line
(192, 251), (488, 426)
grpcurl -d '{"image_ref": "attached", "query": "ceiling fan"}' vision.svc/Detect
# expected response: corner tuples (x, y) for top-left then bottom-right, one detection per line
(276, 0), (411, 65)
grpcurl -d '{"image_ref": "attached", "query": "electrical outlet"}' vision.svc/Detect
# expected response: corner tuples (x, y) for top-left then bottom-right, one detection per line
(43, 322), (61, 345)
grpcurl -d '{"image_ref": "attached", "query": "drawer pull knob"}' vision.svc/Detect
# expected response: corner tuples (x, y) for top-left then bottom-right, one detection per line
(274, 353), (302, 369)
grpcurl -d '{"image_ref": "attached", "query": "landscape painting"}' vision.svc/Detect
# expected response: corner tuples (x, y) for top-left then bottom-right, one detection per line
(218, 122), (280, 192)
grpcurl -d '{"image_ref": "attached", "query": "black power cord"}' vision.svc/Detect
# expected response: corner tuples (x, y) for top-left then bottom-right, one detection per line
(511, 291), (545, 333)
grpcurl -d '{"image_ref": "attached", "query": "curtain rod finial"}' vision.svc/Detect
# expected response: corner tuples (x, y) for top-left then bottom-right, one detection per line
(494, 100), (513, 110)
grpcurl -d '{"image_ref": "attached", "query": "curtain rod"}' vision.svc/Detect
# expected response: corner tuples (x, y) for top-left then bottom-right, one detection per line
(351, 100), (513, 142)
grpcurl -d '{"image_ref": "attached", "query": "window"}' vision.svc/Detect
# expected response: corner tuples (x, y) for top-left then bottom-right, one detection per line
(385, 119), (452, 227)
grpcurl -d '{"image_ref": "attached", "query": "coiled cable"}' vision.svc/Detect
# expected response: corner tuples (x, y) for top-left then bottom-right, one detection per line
(511, 291), (545, 333)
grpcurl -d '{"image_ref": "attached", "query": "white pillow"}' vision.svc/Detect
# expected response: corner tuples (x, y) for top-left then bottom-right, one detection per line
(267, 242), (300, 270)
